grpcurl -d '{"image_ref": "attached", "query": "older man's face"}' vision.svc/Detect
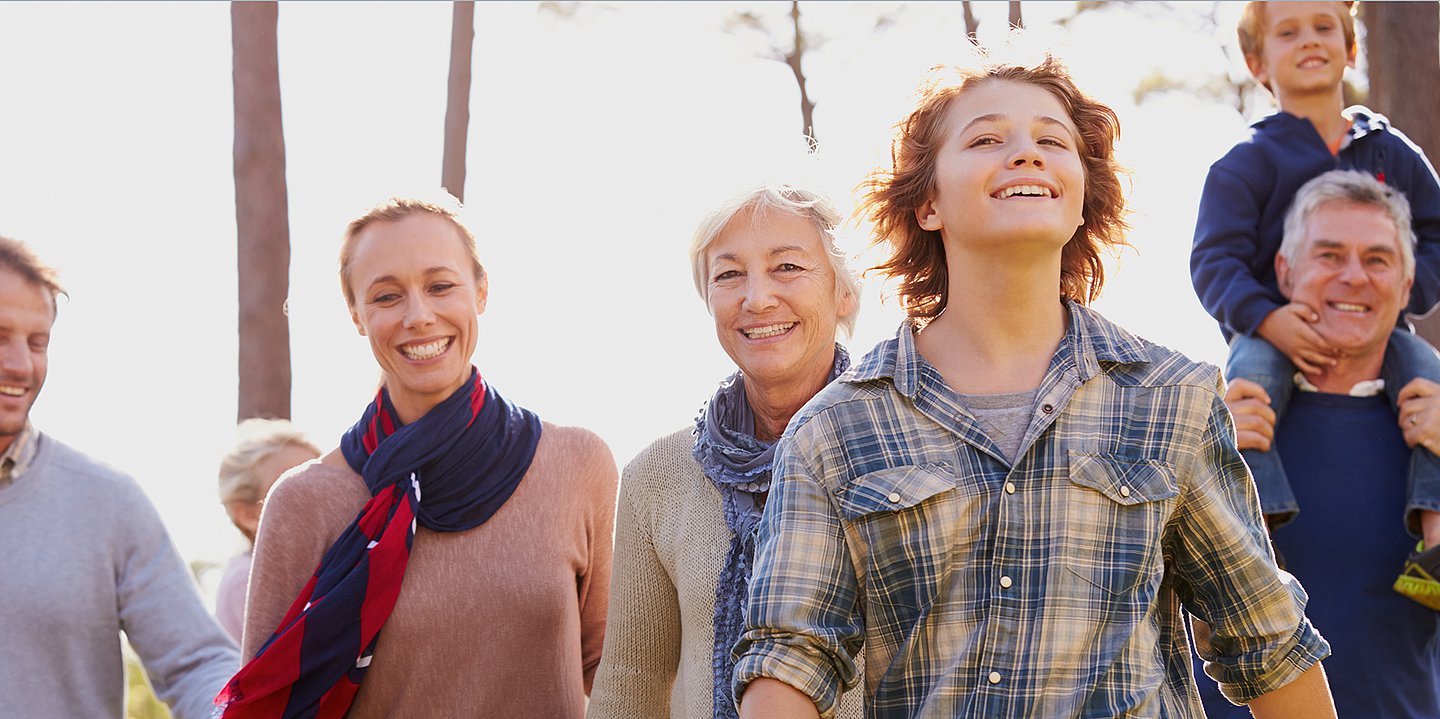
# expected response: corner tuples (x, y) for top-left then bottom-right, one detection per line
(1277, 200), (1411, 360)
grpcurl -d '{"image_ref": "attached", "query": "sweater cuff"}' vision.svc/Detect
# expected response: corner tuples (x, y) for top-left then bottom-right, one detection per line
(1233, 298), (1285, 339)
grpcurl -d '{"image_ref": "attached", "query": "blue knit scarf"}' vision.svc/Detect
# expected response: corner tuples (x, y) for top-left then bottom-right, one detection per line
(694, 345), (849, 719)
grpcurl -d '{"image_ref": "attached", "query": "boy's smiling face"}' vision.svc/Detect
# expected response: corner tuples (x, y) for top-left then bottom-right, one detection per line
(1247, 2), (1356, 100)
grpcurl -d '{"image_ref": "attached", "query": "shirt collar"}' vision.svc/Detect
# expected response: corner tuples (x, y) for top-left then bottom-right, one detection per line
(1293, 371), (1385, 397)
(847, 300), (1152, 396)
(0, 422), (38, 487)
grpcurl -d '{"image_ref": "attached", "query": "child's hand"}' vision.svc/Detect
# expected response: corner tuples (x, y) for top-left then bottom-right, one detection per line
(1223, 377), (1276, 451)
(1256, 303), (1337, 375)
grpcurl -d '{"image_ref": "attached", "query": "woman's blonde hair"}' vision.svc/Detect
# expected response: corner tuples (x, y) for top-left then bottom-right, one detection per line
(339, 196), (485, 308)
(217, 418), (320, 506)
(689, 184), (861, 336)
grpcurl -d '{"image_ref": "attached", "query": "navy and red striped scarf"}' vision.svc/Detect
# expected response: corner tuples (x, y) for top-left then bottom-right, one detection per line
(215, 367), (541, 718)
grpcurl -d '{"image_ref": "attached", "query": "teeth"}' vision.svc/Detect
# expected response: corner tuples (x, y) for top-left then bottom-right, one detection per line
(0, 386), (22, 397)
(742, 323), (794, 339)
(996, 184), (1052, 199)
(401, 339), (450, 360)
(1331, 302), (1368, 313)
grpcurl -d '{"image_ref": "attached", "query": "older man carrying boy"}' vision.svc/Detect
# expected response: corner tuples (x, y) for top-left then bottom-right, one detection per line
(1190, 1), (1440, 603)
(1201, 170), (1440, 718)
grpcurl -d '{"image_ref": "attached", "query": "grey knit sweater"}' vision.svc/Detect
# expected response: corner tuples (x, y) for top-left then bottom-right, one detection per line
(0, 432), (239, 719)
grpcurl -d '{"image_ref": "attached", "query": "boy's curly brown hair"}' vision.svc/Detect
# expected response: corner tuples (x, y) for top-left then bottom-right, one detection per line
(860, 56), (1128, 320)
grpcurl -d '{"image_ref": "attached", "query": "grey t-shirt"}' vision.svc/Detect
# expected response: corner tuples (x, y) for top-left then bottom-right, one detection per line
(958, 389), (1039, 463)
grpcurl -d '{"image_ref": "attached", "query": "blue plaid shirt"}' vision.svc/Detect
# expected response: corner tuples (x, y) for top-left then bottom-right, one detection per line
(734, 304), (1328, 718)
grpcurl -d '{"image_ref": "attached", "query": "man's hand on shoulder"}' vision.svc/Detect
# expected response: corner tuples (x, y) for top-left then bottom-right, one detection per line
(1397, 378), (1440, 453)
(1256, 303), (1337, 375)
(1224, 378), (1277, 452)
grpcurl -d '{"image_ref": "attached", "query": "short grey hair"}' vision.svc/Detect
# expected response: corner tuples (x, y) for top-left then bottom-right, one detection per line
(1280, 169), (1416, 280)
(218, 418), (321, 505)
(689, 184), (861, 336)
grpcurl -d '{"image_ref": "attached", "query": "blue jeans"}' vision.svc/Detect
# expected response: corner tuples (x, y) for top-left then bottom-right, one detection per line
(1226, 329), (1440, 534)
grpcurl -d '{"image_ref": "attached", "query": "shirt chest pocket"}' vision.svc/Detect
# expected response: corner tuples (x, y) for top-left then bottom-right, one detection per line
(1061, 451), (1178, 599)
(835, 463), (961, 618)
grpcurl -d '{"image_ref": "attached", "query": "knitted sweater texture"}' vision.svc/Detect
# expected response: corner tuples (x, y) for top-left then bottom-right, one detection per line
(588, 428), (863, 719)
(244, 422), (617, 719)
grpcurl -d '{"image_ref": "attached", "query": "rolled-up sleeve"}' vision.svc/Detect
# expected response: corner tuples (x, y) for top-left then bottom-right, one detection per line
(1168, 384), (1330, 704)
(732, 432), (863, 719)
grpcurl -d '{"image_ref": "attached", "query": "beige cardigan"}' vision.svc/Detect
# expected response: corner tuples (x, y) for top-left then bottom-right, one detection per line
(588, 428), (863, 719)
(244, 423), (617, 719)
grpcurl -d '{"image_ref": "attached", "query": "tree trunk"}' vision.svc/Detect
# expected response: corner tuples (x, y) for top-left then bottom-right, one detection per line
(1364, 3), (1440, 154)
(231, 2), (292, 421)
(442, 1), (474, 202)
(962, 1), (980, 43)
(1009, 1), (1023, 30)
(1364, 3), (1440, 342)
(786, 0), (817, 151)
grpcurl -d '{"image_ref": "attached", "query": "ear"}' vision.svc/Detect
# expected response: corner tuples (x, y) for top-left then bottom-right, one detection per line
(1345, 41), (1357, 69)
(227, 500), (263, 541)
(350, 304), (367, 337)
(837, 285), (859, 321)
(1245, 53), (1269, 89)
(1275, 252), (1294, 297)
(915, 198), (943, 232)
(475, 272), (490, 316)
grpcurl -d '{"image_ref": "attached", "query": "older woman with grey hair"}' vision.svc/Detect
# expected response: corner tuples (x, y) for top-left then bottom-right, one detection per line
(214, 418), (321, 642)
(588, 185), (863, 719)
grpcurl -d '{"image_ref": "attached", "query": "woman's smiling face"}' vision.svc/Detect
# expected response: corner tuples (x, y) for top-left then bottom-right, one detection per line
(346, 211), (487, 424)
(704, 209), (852, 394)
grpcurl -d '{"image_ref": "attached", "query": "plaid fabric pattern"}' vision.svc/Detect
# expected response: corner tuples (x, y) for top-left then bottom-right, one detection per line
(0, 422), (37, 487)
(734, 303), (1329, 719)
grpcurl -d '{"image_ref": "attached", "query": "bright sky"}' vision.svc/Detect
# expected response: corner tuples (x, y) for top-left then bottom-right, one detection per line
(0, 2), (1276, 587)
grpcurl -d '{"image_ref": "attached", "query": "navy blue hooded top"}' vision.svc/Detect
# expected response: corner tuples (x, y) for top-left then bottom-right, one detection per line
(1191, 107), (1440, 340)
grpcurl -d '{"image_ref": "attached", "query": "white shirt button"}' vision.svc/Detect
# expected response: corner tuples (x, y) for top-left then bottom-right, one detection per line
(999, 575), (1012, 588)
(1120, 486), (1132, 498)
(988, 671), (1002, 684)
(887, 492), (902, 503)
(1004, 481), (1016, 495)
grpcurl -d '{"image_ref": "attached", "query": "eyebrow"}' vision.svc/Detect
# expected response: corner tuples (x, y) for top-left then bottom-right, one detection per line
(959, 113), (1074, 136)
(1311, 239), (1398, 255)
(711, 245), (810, 265)
(365, 266), (458, 288)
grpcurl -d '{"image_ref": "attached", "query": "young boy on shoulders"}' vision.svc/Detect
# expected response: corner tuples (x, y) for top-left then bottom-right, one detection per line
(1190, 0), (1440, 606)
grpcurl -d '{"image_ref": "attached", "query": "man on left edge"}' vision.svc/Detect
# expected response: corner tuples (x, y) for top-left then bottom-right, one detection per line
(0, 235), (238, 718)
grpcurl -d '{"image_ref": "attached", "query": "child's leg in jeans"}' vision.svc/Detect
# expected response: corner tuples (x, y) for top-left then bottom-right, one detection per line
(1381, 328), (1440, 547)
(1225, 334), (1299, 529)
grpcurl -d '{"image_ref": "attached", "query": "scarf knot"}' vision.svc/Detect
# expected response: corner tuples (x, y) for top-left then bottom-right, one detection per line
(216, 367), (541, 718)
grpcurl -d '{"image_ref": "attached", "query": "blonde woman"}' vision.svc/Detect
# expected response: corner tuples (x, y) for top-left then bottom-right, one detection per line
(214, 418), (321, 642)
(590, 185), (863, 719)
